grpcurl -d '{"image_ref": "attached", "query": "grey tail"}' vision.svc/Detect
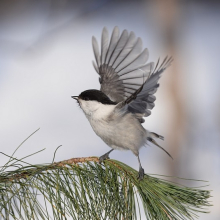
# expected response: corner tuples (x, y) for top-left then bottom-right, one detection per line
(150, 132), (164, 140)
(147, 134), (173, 159)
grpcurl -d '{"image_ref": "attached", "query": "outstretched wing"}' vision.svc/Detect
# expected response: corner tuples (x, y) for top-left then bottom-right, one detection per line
(117, 56), (173, 121)
(92, 26), (154, 103)
(127, 56), (173, 117)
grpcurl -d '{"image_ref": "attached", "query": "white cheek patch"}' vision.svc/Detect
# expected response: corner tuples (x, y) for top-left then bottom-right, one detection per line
(79, 99), (116, 120)
(79, 100), (86, 109)
(79, 100), (100, 116)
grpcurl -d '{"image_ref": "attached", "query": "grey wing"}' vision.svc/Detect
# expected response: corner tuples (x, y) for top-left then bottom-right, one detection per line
(117, 56), (173, 121)
(92, 26), (154, 103)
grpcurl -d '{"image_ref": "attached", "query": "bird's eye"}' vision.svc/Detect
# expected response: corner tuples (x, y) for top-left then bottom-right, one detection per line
(85, 97), (89, 101)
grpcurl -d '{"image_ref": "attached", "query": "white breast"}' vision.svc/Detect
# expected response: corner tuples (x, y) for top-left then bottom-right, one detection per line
(78, 99), (146, 152)
(78, 99), (116, 142)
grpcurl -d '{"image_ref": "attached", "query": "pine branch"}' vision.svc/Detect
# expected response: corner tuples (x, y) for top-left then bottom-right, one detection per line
(0, 156), (211, 220)
(0, 131), (211, 219)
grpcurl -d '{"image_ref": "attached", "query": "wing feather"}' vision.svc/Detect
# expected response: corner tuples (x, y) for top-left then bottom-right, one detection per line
(105, 26), (120, 64)
(92, 36), (100, 67)
(127, 57), (173, 117)
(92, 61), (99, 73)
(101, 27), (109, 65)
(109, 30), (129, 67)
(112, 32), (137, 69)
(117, 48), (149, 75)
(115, 38), (143, 72)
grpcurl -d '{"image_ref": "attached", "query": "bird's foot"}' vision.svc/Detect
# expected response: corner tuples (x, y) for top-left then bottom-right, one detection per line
(99, 149), (114, 163)
(99, 153), (110, 163)
(138, 167), (145, 180)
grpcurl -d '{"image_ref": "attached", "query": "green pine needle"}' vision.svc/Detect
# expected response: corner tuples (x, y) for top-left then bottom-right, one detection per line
(0, 156), (211, 219)
(0, 130), (211, 219)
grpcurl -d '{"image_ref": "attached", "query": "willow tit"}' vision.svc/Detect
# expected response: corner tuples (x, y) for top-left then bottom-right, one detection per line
(72, 27), (172, 180)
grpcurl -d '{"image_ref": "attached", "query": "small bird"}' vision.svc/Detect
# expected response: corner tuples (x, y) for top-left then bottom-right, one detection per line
(72, 27), (173, 180)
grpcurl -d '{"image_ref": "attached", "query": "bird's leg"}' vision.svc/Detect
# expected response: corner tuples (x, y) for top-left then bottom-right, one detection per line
(137, 154), (145, 180)
(99, 149), (114, 162)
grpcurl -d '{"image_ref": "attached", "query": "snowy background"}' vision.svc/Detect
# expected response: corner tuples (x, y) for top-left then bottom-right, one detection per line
(0, 0), (219, 219)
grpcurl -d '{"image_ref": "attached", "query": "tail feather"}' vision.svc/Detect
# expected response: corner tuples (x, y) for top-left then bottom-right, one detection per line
(147, 136), (173, 159)
(150, 132), (164, 140)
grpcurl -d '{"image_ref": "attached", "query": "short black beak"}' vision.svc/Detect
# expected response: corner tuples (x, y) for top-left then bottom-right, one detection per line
(71, 96), (78, 100)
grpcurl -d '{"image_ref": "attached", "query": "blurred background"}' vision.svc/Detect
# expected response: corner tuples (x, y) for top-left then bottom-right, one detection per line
(0, 0), (219, 219)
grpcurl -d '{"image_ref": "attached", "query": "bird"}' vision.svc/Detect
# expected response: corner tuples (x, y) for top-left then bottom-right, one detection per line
(72, 26), (173, 180)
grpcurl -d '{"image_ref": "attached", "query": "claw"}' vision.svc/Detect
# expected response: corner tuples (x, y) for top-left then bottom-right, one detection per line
(138, 167), (145, 180)
(99, 153), (110, 163)
(99, 149), (114, 163)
